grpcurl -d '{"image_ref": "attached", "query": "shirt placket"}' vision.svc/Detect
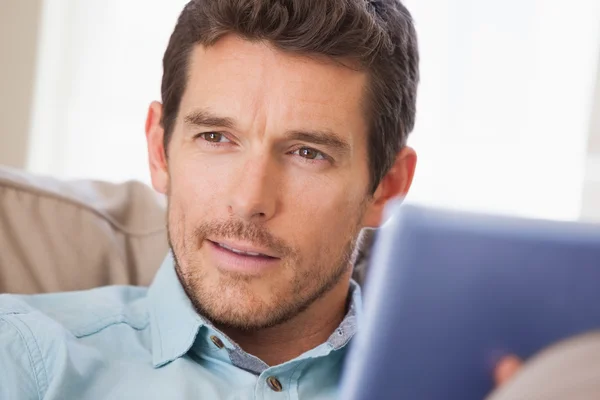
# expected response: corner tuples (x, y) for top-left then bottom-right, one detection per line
(253, 364), (302, 400)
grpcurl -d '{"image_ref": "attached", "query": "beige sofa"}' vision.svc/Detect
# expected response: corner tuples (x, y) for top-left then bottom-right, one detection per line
(0, 166), (168, 293)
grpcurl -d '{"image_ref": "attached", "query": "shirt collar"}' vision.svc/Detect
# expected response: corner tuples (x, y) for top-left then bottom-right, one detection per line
(148, 252), (205, 367)
(326, 279), (362, 350)
(148, 252), (363, 368)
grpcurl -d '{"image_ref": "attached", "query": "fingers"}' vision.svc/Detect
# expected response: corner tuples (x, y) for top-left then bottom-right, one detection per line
(494, 355), (523, 387)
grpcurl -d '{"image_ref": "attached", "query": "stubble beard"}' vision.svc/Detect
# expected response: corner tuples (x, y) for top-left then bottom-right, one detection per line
(168, 216), (360, 332)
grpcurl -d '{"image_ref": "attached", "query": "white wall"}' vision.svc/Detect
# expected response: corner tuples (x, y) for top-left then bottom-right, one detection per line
(27, 0), (189, 183)
(0, 0), (42, 168)
(404, 0), (600, 221)
(581, 47), (600, 222)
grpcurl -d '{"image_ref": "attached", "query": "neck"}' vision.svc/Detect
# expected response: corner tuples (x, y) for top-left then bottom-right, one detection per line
(218, 273), (353, 366)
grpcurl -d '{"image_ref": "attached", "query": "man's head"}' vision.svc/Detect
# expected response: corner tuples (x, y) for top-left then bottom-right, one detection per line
(145, 0), (419, 331)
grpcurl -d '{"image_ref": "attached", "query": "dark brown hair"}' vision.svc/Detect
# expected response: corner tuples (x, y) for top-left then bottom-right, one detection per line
(161, 0), (419, 193)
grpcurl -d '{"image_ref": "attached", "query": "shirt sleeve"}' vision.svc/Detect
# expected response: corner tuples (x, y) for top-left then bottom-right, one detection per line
(0, 315), (44, 400)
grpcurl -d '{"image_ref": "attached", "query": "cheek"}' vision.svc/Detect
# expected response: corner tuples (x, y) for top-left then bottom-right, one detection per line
(282, 177), (365, 250)
(289, 168), (365, 215)
(167, 161), (225, 255)
(169, 155), (229, 216)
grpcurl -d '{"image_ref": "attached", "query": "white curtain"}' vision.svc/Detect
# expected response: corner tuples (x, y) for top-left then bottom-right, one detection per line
(27, 0), (600, 221)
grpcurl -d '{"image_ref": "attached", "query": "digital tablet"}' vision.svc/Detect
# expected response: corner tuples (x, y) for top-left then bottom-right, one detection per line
(340, 204), (600, 399)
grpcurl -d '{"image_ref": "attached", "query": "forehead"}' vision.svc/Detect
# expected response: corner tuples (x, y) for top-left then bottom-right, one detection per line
(180, 35), (369, 139)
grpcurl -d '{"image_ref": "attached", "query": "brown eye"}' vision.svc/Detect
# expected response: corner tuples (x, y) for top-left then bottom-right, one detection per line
(203, 132), (224, 142)
(200, 132), (230, 143)
(296, 147), (324, 160)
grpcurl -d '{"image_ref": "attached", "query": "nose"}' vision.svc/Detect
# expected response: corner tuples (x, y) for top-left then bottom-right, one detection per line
(228, 154), (278, 223)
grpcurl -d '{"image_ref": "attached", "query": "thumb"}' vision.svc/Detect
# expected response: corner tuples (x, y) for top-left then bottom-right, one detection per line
(494, 355), (523, 387)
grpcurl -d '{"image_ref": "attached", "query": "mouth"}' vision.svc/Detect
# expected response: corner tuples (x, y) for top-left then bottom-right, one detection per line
(207, 239), (278, 258)
(210, 240), (276, 258)
(205, 239), (280, 274)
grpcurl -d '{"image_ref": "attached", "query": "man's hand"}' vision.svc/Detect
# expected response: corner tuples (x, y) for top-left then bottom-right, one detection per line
(494, 355), (523, 387)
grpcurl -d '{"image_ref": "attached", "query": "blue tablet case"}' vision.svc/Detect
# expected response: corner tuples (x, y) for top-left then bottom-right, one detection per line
(340, 204), (600, 400)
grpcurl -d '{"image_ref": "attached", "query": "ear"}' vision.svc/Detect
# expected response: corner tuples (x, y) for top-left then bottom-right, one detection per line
(145, 101), (169, 195)
(361, 146), (417, 227)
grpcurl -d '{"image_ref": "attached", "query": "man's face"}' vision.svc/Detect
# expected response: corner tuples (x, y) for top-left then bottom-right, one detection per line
(149, 35), (375, 330)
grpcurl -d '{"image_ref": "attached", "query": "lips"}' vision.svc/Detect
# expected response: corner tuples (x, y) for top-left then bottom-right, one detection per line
(216, 242), (265, 257)
(206, 239), (280, 275)
(208, 240), (277, 259)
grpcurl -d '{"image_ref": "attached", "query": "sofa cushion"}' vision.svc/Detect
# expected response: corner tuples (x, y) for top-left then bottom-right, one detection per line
(0, 166), (168, 293)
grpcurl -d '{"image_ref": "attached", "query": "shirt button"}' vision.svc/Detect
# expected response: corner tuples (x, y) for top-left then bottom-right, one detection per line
(210, 335), (224, 349)
(267, 376), (283, 392)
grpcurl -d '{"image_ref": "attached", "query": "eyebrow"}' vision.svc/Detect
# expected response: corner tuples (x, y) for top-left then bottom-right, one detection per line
(283, 130), (351, 155)
(184, 109), (236, 130)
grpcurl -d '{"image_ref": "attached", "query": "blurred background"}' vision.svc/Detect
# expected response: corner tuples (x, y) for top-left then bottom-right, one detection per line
(1, 0), (600, 222)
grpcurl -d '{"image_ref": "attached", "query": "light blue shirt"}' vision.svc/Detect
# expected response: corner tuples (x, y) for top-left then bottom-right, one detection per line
(0, 254), (361, 399)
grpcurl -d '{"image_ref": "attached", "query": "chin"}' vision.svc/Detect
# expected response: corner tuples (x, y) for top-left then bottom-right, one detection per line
(199, 295), (283, 331)
(192, 274), (285, 330)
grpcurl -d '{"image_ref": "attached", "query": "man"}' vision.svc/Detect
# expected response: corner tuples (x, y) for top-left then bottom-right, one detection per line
(0, 0), (418, 398)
